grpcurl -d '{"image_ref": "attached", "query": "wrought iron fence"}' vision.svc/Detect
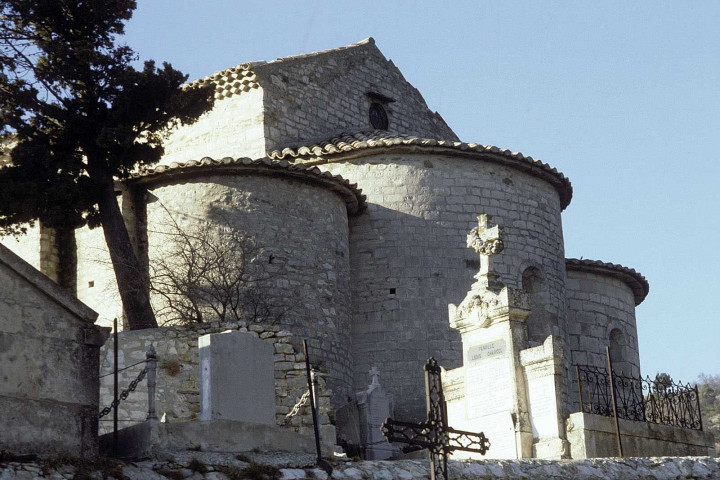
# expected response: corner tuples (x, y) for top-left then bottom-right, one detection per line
(576, 365), (703, 431)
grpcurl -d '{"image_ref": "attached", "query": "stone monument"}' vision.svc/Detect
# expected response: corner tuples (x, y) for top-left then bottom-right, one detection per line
(357, 367), (395, 460)
(199, 330), (275, 424)
(445, 214), (568, 459)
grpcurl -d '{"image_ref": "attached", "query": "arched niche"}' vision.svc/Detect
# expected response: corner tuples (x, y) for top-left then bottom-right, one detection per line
(521, 265), (551, 346)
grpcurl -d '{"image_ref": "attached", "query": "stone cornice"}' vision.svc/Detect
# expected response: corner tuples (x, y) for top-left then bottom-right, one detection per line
(565, 258), (649, 306)
(268, 130), (573, 210)
(125, 157), (367, 216)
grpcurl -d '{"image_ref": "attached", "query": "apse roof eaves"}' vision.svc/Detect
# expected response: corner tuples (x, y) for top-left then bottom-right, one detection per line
(268, 130), (573, 210)
(565, 258), (649, 306)
(126, 157), (367, 215)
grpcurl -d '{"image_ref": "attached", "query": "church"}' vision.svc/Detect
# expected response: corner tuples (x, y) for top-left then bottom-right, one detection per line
(2, 38), (713, 459)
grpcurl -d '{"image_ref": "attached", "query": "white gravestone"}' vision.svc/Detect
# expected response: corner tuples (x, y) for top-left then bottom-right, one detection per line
(357, 367), (395, 460)
(199, 331), (275, 425)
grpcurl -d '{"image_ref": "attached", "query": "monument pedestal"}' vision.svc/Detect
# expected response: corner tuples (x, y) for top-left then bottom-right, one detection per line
(447, 285), (533, 459)
(520, 335), (570, 459)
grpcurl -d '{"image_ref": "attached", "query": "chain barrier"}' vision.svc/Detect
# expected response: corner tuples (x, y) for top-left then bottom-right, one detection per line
(283, 389), (310, 424)
(99, 366), (148, 419)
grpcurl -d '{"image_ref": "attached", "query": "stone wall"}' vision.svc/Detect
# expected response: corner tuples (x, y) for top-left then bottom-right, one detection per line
(316, 152), (567, 420)
(143, 173), (353, 403)
(98, 321), (334, 441)
(0, 244), (107, 457)
(159, 88), (265, 165)
(75, 223), (121, 329)
(0, 224), (41, 272)
(257, 38), (458, 153)
(2, 455), (719, 480)
(566, 269), (641, 411)
(567, 412), (716, 458)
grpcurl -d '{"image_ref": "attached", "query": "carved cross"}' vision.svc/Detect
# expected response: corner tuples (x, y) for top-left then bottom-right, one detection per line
(381, 358), (491, 480)
(467, 214), (504, 287)
(369, 366), (381, 388)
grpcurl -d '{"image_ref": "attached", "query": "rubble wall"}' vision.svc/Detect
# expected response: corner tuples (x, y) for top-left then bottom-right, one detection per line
(98, 322), (334, 442)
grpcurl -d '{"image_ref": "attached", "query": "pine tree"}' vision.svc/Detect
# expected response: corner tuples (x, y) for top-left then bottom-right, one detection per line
(0, 1), (214, 329)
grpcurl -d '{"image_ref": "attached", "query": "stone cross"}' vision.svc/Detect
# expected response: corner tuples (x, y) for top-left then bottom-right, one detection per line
(467, 214), (504, 288)
(369, 366), (380, 389)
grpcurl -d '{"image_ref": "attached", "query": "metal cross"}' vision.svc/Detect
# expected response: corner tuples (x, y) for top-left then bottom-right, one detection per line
(381, 358), (491, 480)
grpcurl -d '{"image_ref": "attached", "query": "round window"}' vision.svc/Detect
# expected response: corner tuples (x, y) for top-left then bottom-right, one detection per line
(369, 103), (389, 130)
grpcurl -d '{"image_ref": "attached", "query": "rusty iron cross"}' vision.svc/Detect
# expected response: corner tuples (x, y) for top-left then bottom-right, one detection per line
(380, 358), (491, 480)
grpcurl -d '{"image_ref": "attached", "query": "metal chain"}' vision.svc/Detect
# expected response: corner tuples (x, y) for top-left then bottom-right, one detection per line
(282, 389), (310, 424)
(99, 367), (148, 418)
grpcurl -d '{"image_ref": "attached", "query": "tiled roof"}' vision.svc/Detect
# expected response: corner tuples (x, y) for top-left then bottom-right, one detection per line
(188, 64), (260, 100)
(565, 258), (649, 305)
(268, 130), (574, 210)
(126, 157), (366, 215)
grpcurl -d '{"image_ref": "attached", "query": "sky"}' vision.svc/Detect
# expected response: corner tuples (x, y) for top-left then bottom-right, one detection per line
(122, 1), (720, 383)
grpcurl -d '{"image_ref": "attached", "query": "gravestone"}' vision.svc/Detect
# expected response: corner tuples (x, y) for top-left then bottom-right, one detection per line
(357, 367), (395, 460)
(199, 331), (275, 424)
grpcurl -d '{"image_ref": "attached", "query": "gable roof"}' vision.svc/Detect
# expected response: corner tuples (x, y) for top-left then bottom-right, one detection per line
(269, 130), (574, 210)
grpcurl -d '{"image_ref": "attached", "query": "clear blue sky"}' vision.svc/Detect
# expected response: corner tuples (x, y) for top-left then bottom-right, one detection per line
(122, 1), (720, 383)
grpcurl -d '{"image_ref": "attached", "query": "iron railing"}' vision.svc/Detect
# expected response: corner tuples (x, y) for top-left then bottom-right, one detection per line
(576, 364), (703, 431)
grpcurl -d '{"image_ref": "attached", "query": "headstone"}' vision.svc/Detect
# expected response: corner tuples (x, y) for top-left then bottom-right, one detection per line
(199, 331), (275, 424)
(357, 367), (395, 460)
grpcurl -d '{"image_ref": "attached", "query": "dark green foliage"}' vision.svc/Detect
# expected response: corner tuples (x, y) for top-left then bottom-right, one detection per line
(217, 462), (281, 480)
(156, 467), (186, 480)
(188, 457), (208, 474)
(40, 455), (126, 480)
(0, 1), (214, 329)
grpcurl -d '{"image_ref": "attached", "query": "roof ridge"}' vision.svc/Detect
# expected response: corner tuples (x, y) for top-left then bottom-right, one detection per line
(264, 38), (375, 66)
(184, 38), (377, 101)
(268, 129), (573, 210)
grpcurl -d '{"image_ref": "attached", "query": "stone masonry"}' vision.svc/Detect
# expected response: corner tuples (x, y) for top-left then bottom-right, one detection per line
(98, 321), (334, 443)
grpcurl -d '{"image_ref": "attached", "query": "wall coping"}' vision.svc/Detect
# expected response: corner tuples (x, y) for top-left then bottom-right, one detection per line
(0, 243), (98, 323)
(565, 258), (649, 305)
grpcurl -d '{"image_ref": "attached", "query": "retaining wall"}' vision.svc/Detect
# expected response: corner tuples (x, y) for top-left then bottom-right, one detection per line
(98, 322), (333, 442)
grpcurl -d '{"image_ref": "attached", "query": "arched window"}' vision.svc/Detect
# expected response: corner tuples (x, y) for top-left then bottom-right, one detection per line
(608, 328), (631, 375)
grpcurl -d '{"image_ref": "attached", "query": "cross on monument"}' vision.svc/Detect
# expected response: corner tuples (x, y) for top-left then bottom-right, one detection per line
(380, 358), (491, 480)
(466, 214), (504, 288)
(369, 366), (381, 389)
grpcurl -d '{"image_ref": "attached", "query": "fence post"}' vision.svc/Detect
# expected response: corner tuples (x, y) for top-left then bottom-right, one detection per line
(576, 365), (584, 413)
(146, 344), (158, 421)
(694, 385), (704, 431)
(113, 318), (119, 458)
(606, 346), (623, 457)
